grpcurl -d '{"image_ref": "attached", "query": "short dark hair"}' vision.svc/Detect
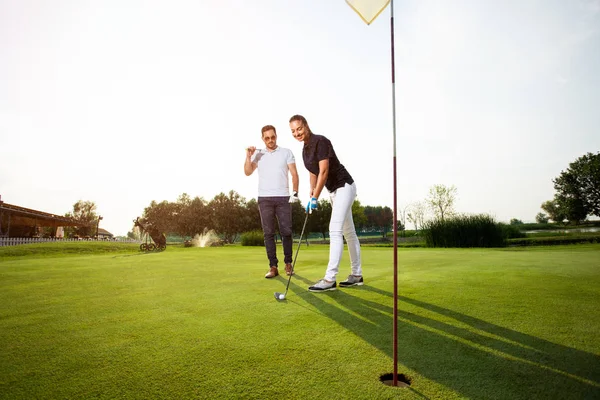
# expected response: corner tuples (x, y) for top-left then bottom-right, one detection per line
(289, 115), (311, 134)
(261, 125), (276, 137)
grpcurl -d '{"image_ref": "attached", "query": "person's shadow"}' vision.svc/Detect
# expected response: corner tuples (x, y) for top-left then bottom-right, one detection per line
(285, 280), (600, 400)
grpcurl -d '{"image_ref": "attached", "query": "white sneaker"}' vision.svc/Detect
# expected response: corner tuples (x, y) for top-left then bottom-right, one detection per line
(308, 279), (337, 292)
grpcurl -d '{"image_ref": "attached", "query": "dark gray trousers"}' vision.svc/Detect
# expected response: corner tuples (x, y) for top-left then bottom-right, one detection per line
(258, 196), (293, 267)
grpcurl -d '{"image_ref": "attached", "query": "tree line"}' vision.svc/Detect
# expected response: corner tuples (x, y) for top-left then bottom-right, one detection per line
(62, 152), (598, 241)
(129, 192), (399, 243)
(538, 152), (599, 224)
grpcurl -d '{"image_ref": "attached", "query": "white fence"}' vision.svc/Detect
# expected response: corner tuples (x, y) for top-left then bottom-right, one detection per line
(0, 237), (140, 247)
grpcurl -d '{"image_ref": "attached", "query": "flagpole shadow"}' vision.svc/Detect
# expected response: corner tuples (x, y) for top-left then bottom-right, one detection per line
(287, 283), (600, 399)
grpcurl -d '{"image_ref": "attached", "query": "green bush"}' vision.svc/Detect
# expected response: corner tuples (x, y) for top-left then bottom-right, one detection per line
(423, 214), (506, 248)
(240, 231), (264, 246)
(519, 222), (556, 230)
(499, 223), (527, 239)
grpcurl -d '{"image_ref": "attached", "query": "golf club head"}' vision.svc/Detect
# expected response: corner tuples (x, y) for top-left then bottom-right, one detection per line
(274, 292), (286, 301)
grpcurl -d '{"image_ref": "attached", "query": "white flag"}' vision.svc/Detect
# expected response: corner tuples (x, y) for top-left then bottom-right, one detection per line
(346, 0), (390, 25)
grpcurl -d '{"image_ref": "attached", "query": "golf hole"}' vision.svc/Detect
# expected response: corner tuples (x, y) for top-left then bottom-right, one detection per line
(379, 373), (411, 387)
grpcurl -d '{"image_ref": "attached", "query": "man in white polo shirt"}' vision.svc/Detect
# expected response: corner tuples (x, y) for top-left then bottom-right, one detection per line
(244, 125), (299, 278)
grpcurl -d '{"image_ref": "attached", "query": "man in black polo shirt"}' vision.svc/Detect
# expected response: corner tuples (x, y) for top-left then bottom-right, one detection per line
(289, 114), (363, 292)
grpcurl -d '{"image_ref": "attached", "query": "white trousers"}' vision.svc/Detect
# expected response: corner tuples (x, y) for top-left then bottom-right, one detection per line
(324, 182), (362, 282)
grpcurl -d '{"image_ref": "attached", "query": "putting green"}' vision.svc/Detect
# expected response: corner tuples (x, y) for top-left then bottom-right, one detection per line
(1, 243), (599, 399)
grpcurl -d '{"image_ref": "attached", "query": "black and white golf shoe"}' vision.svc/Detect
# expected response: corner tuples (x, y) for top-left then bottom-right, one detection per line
(308, 279), (337, 292)
(339, 275), (364, 287)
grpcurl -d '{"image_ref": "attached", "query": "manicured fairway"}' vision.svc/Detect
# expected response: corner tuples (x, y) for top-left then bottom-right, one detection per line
(1, 243), (599, 399)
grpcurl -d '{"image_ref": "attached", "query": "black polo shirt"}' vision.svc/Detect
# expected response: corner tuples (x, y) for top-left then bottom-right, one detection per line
(302, 133), (354, 193)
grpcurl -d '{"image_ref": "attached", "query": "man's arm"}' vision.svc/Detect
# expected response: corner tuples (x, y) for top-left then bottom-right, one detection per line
(244, 147), (257, 176)
(288, 163), (299, 193)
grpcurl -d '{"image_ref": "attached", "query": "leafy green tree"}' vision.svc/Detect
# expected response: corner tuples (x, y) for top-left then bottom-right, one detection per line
(177, 196), (211, 237)
(541, 199), (566, 223)
(351, 200), (367, 231)
(291, 201), (307, 237)
(209, 190), (247, 243)
(141, 200), (179, 235)
(553, 152), (600, 219)
(243, 198), (262, 233)
(396, 220), (405, 232)
(535, 212), (549, 224)
(364, 205), (393, 238)
(557, 195), (587, 225)
(378, 206), (393, 238)
(309, 199), (332, 239)
(362, 206), (375, 231)
(176, 193), (192, 208)
(65, 200), (98, 237)
(426, 184), (457, 221)
(509, 218), (523, 225)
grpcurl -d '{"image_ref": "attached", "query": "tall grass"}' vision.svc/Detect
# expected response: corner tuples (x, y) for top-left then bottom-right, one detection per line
(423, 214), (508, 247)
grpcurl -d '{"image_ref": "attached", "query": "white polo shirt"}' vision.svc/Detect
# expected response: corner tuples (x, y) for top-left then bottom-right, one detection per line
(252, 146), (295, 197)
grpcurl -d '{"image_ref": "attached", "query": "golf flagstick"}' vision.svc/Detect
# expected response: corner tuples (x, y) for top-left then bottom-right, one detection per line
(274, 211), (310, 301)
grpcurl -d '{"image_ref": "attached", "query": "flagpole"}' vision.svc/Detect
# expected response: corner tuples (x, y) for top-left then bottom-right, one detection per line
(389, 0), (399, 387)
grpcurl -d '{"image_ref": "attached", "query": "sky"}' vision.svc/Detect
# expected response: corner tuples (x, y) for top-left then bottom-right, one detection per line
(1, 0), (599, 236)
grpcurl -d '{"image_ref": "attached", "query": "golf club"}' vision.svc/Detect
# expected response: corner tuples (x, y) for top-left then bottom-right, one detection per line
(274, 211), (309, 301)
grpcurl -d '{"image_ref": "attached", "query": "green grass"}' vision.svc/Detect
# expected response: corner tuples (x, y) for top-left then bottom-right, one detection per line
(509, 234), (600, 246)
(0, 241), (140, 260)
(1, 243), (599, 399)
(525, 230), (600, 238)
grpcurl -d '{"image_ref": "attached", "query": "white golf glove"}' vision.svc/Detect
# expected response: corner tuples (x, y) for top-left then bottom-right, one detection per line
(289, 191), (300, 203)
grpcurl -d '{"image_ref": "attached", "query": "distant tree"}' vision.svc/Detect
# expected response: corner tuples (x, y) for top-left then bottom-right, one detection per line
(377, 206), (393, 238)
(509, 218), (523, 225)
(426, 184), (457, 221)
(557, 195), (587, 225)
(209, 190), (247, 243)
(177, 196), (211, 237)
(309, 199), (332, 240)
(541, 199), (566, 224)
(65, 200), (98, 237)
(351, 200), (367, 231)
(407, 202), (426, 231)
(395, 220), (405, 233)
(243, 198), (262, 233)
(176, 193), (192, 208)
(553, 152), (600, 219)
(141, 200), (178, 234)
(398, 204), (409, 236)
(363, 205), (393, 237)
(535, 212), (549, 224)
(363, 206), (376, 231)
(291, 201), (307, 237)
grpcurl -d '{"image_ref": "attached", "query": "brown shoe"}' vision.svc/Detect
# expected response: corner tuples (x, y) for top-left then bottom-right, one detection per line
(265, 267), (278, 279)
(285, 263), (294, 276)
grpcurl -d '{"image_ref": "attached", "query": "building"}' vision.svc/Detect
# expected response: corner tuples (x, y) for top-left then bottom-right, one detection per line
(0, 197), (95, 238)
(97, 228), (114, 240)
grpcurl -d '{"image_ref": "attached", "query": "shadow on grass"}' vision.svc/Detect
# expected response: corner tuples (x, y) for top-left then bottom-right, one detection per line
(287, 282), (600, 400)
(286, 273), (313, 285)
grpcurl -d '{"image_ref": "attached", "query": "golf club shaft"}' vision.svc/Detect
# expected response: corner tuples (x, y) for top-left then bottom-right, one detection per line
(283, 212), (310, 296)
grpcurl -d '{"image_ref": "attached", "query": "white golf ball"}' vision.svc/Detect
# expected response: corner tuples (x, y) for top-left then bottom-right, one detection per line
(279, 294), (285, 300)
